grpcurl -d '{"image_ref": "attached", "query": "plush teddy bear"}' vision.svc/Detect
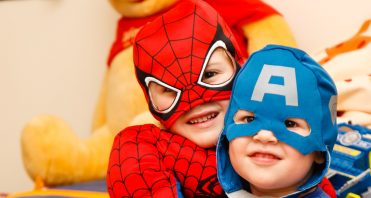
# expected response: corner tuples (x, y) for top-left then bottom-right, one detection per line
(21, 0), (296, 186)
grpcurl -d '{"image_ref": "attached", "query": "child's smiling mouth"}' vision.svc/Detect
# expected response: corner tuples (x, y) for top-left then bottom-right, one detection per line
(249, 151), (282, 165)
(187, 112), (219, 125)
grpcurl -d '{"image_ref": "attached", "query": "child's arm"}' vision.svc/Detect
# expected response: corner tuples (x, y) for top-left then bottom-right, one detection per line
(157, 128), (224, 197)
(106, 124), (178, 198)
(106, 124), (224, 197)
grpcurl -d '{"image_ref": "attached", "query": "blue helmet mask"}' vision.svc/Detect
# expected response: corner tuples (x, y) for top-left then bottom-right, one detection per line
(217, 45), (338, 195)
(226, 45), (338, 155)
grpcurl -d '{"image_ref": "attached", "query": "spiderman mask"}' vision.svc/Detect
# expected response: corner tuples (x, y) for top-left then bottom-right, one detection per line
(133, 0), (243, 128)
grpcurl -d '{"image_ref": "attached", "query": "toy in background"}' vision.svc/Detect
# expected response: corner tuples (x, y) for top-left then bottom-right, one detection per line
(327, 123), (371, 198)
(314, 19), (371, 198)
(20, 0), (297, 187)
(316, 19), (371, 128)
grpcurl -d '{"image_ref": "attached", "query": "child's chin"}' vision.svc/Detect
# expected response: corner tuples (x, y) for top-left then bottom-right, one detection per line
(190, 134), (218, 148)
(195, 141), (217, 148)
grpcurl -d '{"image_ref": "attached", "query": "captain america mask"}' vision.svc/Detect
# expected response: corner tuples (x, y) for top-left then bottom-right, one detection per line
(133, 0), (242, 128)
(225, 45), (338, 156)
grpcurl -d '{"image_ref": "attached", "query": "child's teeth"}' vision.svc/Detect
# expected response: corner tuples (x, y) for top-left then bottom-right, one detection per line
(253, 153), (279, 159)
(189, 113), (217, 124)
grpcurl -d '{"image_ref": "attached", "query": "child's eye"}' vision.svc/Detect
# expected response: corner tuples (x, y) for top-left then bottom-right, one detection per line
(244, 116), (255, 123)
(285, 120), (298, 128)
(203, 70), (218, 79)
(234, 110), (254, 124)
(148, 81), (178, 112)
(199, 47), (236, 86)
(284, 118), (311, 136)
(164, 87), (173, 93)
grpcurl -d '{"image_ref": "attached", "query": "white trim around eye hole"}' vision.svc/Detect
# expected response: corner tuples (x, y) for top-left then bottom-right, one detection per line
(145, 77), (182, 114)
(197, 40), (236, 88)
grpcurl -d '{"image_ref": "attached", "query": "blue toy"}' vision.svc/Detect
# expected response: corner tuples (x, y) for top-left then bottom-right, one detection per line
(327, 123), (371, 198)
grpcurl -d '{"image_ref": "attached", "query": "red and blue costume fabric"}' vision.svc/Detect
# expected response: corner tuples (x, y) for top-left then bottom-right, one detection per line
(106, 0), (336, 197)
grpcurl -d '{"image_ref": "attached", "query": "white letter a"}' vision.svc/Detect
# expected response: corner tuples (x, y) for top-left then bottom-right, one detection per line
(251, 64), (298, 106)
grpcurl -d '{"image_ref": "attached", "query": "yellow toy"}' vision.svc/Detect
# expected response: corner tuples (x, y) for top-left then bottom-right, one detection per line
(21, 0), (296, 186)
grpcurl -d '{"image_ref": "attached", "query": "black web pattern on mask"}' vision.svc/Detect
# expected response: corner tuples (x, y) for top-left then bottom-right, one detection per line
(133, 3), (237, 119)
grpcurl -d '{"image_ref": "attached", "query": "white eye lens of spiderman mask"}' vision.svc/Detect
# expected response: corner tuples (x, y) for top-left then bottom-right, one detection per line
(146, 77), (181, 113)
(198, 40), (237, 87)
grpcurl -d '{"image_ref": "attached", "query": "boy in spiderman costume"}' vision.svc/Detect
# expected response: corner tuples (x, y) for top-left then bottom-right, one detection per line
(107, 0), (335, 197)
(107, 1), (242, 197)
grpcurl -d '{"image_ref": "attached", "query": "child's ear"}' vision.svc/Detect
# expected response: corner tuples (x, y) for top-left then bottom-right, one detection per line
(314, 152), (325, 164)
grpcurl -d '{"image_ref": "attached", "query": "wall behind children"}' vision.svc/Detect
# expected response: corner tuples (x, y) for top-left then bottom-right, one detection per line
(0, 0), (370, 193)
(0, 0), (119, 192)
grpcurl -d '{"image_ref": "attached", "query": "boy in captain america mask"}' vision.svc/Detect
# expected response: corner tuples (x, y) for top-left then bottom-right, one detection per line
(217, 45), (338, 197)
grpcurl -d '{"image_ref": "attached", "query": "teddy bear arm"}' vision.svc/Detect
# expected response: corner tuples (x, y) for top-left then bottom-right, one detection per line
(130, 111), (162, 128)
(21, 116), (113, 186)
(105, 48), (149, 133)
(242, 14), (297, 54)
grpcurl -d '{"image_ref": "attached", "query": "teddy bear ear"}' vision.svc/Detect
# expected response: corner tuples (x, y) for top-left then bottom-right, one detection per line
(108, 0), (179, 18)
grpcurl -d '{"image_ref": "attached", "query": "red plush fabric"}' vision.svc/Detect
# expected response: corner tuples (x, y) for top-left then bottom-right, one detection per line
(106, 124), (223, 198)
(107, 0), (279, 66)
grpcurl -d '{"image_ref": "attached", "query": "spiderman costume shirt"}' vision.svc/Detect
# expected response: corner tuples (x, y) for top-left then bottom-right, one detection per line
(217, 45), (338, 197)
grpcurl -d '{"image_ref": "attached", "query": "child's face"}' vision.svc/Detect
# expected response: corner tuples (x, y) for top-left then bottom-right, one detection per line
(170, 100), (229, 148)
(149, 48), (236, 148)
(228, 110), (323, 196)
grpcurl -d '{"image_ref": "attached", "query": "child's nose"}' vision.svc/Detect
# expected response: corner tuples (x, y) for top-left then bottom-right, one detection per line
(252, 130), (278, 144)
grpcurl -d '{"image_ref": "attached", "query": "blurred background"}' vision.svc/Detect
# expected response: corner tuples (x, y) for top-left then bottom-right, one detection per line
(0, 0), (370, 193)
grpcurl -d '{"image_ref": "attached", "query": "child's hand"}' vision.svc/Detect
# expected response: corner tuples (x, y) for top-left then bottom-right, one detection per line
(157, 128), (224, 197)
(107, 124), (178, 198)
